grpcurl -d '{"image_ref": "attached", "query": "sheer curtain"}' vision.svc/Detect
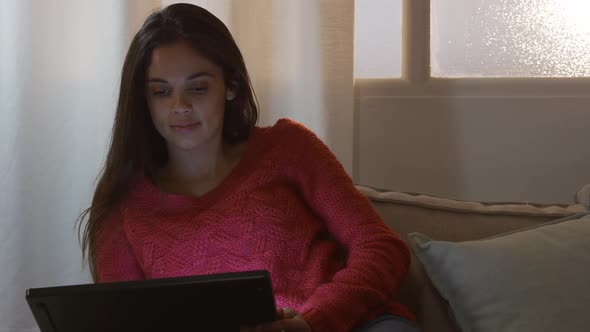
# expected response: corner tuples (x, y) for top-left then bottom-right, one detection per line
(0, 0), (353, 330)
(164, 0), (355, 165)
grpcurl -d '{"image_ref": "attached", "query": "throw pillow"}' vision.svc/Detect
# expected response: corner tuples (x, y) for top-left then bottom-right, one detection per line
(408, 213), (590, 332)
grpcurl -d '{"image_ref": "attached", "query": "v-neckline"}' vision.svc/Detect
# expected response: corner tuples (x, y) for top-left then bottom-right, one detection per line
(142, 127), (260, 208)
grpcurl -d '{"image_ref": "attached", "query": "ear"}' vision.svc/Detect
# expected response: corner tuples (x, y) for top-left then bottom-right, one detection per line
(226, 80), (238, 101)
(225, 87), (237, 101)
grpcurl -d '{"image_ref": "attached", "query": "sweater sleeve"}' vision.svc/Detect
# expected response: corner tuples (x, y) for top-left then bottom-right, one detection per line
(95, 207), (145, 283)
(281, 120), (411, 332)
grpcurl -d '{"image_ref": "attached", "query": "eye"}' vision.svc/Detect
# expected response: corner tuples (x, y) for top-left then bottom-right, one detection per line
(151, 88), (171, 97)
(188, 87), (208, 94)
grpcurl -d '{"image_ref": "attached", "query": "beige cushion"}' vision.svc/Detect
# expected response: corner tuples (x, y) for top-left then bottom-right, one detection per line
(408, 213), (590, 332)
(358, 184), (587, 243)
(358, 185), (587, 218)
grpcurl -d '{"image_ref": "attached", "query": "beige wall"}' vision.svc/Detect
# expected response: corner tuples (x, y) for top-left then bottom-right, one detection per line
(356, 96), (590, 204)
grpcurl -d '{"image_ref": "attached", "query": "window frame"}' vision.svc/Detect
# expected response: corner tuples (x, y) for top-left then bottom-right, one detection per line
(355, 0), (590, 97)
(352, 0), (590, 181)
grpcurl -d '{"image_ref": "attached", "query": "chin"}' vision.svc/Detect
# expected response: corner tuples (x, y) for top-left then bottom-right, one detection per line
(166, 130), (219, 151)
(176, 141), (204, 151)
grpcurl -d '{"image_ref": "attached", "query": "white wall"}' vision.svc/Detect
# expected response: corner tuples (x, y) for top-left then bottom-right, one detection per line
(357, 95), (590, 204)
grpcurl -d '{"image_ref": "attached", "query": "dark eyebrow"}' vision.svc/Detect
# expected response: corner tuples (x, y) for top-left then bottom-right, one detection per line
(187, 72), (213, 80)
(147, 72), (213, 84)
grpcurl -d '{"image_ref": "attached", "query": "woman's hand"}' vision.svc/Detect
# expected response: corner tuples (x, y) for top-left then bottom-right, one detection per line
(240, 308), (312, 332)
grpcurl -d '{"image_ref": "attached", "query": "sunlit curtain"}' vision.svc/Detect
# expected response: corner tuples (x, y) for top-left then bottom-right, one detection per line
(0, 0), (353, 330)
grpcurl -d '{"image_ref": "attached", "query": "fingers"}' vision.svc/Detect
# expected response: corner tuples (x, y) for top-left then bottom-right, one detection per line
(241, 308), (307, 332)
(280, 307), (298, 319)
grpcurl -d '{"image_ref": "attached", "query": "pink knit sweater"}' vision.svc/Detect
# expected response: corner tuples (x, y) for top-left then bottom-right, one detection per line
(96, 119), (412, 332)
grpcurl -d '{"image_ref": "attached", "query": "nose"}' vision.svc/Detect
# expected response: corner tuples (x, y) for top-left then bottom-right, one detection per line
(172, 93), (192, 114)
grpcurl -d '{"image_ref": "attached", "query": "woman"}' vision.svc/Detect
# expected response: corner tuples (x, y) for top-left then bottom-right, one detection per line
(78, 4), (418, 332)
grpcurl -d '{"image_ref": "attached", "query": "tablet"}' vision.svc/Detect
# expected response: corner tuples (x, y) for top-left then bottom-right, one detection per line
(26, 270), (277, 332)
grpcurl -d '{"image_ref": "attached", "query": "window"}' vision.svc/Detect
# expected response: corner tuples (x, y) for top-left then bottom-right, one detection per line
(353, 0), (590, 203)
(354, 0), (402, 78)
(432, 0), (590, 77)
(355, 0), (590, 79)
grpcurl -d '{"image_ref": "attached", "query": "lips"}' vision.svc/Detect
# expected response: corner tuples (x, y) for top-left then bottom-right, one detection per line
(171, 122), (200, 132)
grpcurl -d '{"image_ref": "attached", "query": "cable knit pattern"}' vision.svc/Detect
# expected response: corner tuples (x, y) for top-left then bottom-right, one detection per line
(96, 118), (413, 332)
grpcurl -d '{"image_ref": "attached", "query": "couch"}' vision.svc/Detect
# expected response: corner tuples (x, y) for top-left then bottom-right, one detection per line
(358, 185), (590, 332)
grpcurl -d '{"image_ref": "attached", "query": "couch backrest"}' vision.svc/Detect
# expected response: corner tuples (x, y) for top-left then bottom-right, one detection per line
(359, 185), (586, 243)
(358, 185), (587, 331)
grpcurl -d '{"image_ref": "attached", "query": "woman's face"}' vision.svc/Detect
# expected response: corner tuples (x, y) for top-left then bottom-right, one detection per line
(145, 41), (235, 152)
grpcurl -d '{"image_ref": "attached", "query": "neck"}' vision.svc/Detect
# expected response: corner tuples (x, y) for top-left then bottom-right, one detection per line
(164, 136), (230, 184)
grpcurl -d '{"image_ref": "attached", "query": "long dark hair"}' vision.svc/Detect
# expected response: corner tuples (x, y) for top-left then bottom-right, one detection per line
(77, 3), (258, 281)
